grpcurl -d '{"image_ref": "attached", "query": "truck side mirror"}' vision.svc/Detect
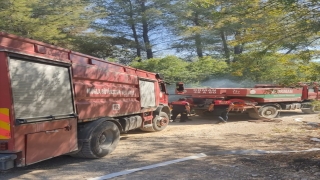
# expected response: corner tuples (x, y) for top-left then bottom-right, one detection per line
(176, 82), (184, 92)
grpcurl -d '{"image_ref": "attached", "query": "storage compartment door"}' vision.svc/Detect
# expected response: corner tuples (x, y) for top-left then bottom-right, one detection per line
(25, 119), (77, 165)
(139, 80), (156, 108)
(8, 58), (74, 122)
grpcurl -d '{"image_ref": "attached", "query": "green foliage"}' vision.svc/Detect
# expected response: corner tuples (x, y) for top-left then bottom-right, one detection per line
(304, 62), (320, 82)
(71, 33), (136, 63)
(131, 55), (228, 83)
(230, 51), (320, 85)
(229, 0), (320, 60)
(71, 33), (114, 58)
(0, 0), (97, 47)
(168, 0), (220, 58)
(187, 56), (228, 82)
(311, 100), (320, 111)
(131, 56), (190, 83)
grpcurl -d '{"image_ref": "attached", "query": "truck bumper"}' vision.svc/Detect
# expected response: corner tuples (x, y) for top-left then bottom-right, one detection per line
(0, 154), (17, 170)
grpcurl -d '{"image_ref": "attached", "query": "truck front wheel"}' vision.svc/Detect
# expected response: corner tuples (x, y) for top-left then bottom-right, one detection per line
(140, 112), (169, 132)
(153, 112), (169, 131)
(72, 121), (120, 158)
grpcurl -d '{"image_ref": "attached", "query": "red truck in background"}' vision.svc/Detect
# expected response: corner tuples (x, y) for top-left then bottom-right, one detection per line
(0, 32), (171, 170)
(175, 82), (319, 119)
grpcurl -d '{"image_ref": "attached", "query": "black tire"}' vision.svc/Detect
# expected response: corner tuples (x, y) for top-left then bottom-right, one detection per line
(140, 112), (169, 132)
(71, 121), (120, 158)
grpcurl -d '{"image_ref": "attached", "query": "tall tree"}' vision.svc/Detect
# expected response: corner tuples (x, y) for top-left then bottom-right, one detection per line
(224, 0), (320, 61)
(221, 0), (320, 83)
(128, 0), (142, 58)
(206, 0), (261, 63)
(70, 32), (138, 64)
(167, 0), (213, 58)
(0, 0), (97, 47)
(92, 0), (169, 60)
(166, 0), (256, 61)
(138, 0), (153, 58)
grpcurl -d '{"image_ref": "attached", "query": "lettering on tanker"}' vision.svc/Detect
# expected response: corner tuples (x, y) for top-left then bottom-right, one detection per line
(277, 89), (293, 93)
(193, 88), (217, 94)
(233, 89), (240, 94)
(112, 104), (121, 110)
(264, 89), (294, 94)
(86, 88), (135, 95)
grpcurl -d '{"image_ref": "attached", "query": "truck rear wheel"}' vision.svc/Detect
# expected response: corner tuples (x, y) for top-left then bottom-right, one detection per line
(259, 106), (279, 119)
(72, 121), (120, 158)
(248, 106), (279, 119)
(140, 112), (169, 132)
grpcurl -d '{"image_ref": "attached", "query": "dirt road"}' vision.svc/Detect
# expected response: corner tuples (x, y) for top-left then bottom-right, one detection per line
(1, 111), (320, 180)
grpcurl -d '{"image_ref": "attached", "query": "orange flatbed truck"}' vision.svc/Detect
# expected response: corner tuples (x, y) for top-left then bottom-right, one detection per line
(0, 32), (171, 170)
(175, 82), (319, 119)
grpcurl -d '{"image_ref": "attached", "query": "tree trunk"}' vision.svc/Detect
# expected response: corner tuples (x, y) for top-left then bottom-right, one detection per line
(234, 45), (243, 55)
(195, 33), (203, 58)
(128, 0), (141, 61)
(139, 0), (153, 59)
(233, 31), (243, 62)
(193, 12), (203, 58)
(220, 30), (230, 63)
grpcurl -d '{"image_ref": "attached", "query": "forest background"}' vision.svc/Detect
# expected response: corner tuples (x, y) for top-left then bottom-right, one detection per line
(1, 0), (320, 86)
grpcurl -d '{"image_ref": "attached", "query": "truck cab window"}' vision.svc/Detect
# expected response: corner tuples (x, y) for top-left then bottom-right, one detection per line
(159, 82), (166, 93)
(308, 88), (315, 93)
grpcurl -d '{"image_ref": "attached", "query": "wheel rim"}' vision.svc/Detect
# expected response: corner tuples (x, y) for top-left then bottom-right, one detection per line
(99, 130), (114, 149)
(265, 110), (273, 115)
(156, 115), (168, 128)
(261, 107), (278, 118)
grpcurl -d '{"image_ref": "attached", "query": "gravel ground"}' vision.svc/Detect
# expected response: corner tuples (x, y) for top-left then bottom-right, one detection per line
(1, 111), (320, 180)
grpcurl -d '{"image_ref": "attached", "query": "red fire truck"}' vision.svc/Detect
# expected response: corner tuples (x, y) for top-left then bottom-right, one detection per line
(0, 32), (171, 170)
(175, 82), (319, 119)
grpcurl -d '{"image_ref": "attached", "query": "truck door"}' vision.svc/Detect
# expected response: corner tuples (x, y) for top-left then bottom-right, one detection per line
(158, 82), (168, 104)
(8, 56), (77, 165)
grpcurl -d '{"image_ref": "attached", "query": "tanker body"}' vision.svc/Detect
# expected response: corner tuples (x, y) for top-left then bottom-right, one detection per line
(0, 32), (170, 170)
